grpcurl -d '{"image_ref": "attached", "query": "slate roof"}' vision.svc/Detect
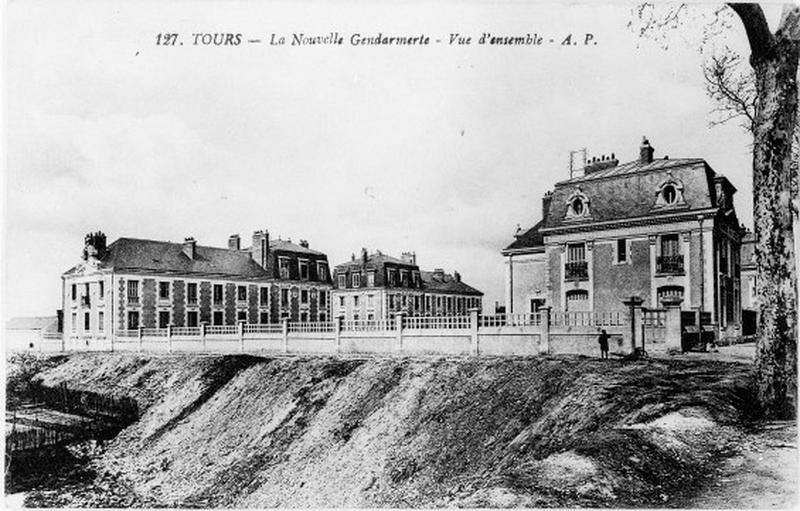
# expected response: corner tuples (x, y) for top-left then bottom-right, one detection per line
(263, 239), (326, 256)
(504, 155), (727, 253)
(421, 271), (483, 296)
(334, 252), (411, 270)
(65, 237), (271, 278)
(503, 219), (546, 252)
(545, 158), (715, 230)
(7, 316), (59, 331)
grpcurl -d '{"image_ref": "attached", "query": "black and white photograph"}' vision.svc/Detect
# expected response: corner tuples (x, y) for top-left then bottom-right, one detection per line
(2, 1), (798, 508)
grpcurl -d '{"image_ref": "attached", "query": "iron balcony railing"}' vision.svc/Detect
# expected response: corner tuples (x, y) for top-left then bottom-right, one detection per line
(657, 255), (684, 274)
(564, 261), (588, 281)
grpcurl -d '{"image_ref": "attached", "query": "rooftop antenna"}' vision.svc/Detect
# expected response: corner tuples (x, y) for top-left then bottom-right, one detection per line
(569, 148), (587, 179)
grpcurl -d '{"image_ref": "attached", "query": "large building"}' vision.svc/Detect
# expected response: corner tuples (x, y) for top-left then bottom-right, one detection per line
(332, 249), (483, 320)
(502, 137), (744, 335)
(62, 230), (332, 344)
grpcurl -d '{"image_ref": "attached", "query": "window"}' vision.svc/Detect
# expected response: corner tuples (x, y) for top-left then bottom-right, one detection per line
(158, 311), (170, 328)
(301, 289), (309, 304)
(84, 312), (90, 331)
(300, 312), (308, 322)
(353, 313), (360, 321)
(565, 290), (589, 311)
(299, 260), (309, 280)
(281, 288), (289, 305)
(338, 273), (346, 288)
(401, 295), (407, 308)
(259, 312), (270, 324)
(127, 311), (139, 329)
(571, 197), (584, 216)
(320, 291), (327, 307)
(98, 312), (104, 331)
(616, 239), (628, 263)
(367, 313), (374, 321)
(339, 296), (345, 307)
(84, 282), (90, 298)
(412, 271), (420, 288)
(260, 287), (269, 306)
(213, 311), (224, 325)
(187, 311), (199, 327)
(565, 243), (588, 280)
(400, 270), (408, 287)
(319, 312), (327, 322)
(237, 310), (247, 322)
(317, 262), (328, 281)
(352, 273), (361, 288)
(157, 282), (169, 300)
(187, 283), (198, 304)
(388, 269), (397, 286)
(354, 295), (360, 307)
(237, 285), (247, 301)
(71, 284), (77, 301)
(367, 272), (375, 287)
(367, 294), (375, 308)
(414, 296), (420, 311)
(662, 184), (677, 204)
(658, 234), (683, 274)
(389, 295), (395, 309)
(213, 284), (223, 304)
(279, 257), (291, 279)
(99, 281), (104, 299)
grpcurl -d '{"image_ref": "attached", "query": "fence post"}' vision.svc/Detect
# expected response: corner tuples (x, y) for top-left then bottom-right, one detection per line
(238, 321), (245, 353)
(621, 296), (645, 355)
(335, 316), (342, 355)
(540, 306), (551, 354)
(167, 324), (173, 353)
(138, 326), (144, 352)
(201, 322), (207, 351)
(661, 296), (683, 354)
(469, 308), (480, 356)
(282, 318), (290, 354)
(394, 312), (405, 355)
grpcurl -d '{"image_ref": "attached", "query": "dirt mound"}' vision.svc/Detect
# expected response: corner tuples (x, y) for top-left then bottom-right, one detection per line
(22, 353), (758, 508)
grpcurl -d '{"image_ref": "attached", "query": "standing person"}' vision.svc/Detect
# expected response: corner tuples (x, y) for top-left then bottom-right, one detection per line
(598, 329), (610, 360)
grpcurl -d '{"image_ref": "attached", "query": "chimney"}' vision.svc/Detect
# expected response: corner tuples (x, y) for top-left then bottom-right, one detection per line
(228, 234), (241, 251)
(401, 251), (417, 265)
(183, 237), (197, 259)
(453, 271), (461, 282)
(542, 191), (553, 220)
(351, 253), (356, 262)
(361, 247), (368, 264)
(299, 239), (309, 249)
(583, 153), (619, 175)
(640, 136), (655, 164)
(251, 230), (269, 269)
(82, 231), (107, 261)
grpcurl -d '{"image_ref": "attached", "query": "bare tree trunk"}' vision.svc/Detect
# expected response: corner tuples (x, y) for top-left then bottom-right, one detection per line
(750, 39), (799, 419)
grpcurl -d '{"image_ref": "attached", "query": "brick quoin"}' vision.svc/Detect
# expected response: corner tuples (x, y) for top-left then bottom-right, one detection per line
(172, 280), (186, 326)
(142, 279), (156, 328)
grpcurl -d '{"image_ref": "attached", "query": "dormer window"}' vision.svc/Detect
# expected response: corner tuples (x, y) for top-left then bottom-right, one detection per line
(654, 173), (686, 209)
(565, 188), (590, 220)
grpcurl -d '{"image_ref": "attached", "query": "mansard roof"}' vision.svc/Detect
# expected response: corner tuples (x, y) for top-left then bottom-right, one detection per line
(421, 271), (484, 296)
(544, 157), (720, 230)
(503, 219), (546, 252)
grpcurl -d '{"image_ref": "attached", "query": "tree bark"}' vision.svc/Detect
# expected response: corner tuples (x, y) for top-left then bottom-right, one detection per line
(735, 3), (800, 418)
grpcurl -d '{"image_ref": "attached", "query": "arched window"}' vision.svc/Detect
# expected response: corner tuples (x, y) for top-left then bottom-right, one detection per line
(565, 289), (589, 311)
(572, 197), (584, 216)
(657, 285), (684, 305)
(662, 184), (677, 204)
(565, 188), (590, 220)
(654, 173), (686, 209)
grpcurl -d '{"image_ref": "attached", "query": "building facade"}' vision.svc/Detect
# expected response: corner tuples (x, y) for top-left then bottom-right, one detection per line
(62, 230), (332, 346)
(740, 230), (758, 335)
(503, 137), (744, 334)
(332, 249), (483, 321)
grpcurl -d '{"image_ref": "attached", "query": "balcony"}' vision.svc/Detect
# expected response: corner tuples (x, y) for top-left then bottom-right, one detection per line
(127, 295), (139, 304)
(564, 261), (588, 281)
(657, 255), (685, 274)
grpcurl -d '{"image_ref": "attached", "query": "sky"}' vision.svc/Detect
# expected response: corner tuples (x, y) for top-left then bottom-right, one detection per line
(2, 1), (773, 319)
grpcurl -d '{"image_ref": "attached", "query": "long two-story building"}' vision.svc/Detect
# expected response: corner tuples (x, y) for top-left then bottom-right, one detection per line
(502, 137), (744, 335)
(332, 249), (483, 320)
(62, 230), (332, 347)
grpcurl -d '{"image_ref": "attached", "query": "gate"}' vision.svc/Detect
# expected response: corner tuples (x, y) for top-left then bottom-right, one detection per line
(680, 311), (715, 352)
